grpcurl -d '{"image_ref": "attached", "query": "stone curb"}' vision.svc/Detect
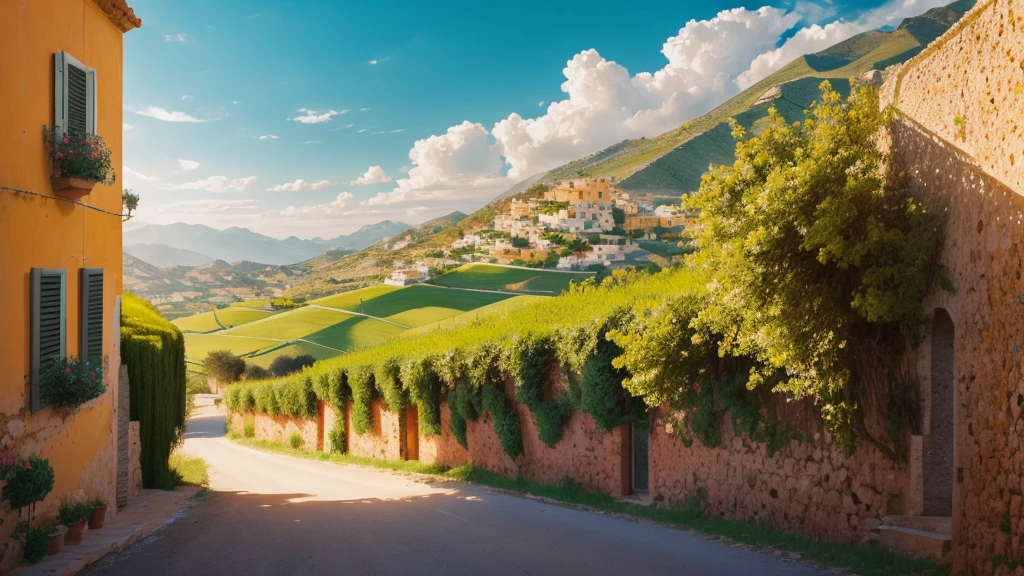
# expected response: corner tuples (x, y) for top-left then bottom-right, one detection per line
(13, 524), (143, 576)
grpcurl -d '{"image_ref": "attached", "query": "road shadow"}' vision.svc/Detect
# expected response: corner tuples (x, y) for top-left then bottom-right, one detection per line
(86, 488), (825, 576)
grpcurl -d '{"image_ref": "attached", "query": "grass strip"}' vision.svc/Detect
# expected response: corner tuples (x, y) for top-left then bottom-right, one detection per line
(226, 434), (947, 576)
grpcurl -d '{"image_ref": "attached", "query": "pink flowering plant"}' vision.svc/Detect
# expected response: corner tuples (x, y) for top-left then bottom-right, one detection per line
(45, 127), (115, 184)
(40, 356), (106, 408)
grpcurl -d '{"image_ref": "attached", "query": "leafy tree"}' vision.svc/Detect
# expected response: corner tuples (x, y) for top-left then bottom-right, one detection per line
(612, 206), (625, 225)
(269, 354), (316, 377)
(543, 251), (561, 269)
(511, 237), (530, 249)
(203, 350), (246, 384)
(243, 364), (271, 381)
(565, 238), (589, 255)
(685, 82), (940, 452)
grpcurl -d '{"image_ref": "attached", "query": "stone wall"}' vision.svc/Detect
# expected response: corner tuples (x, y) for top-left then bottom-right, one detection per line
(651, 409), (906, 543)
(345, 400), (403, 461)
(128, 421), (142, 503)
(418, 404), (469, 466)
(892, 0), (1024, 191)
(890, 119), (1024, 575)
(253, 412), (319, 452)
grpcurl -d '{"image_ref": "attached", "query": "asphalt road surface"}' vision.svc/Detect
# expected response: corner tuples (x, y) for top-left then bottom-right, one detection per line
(89, 406), (827, 576)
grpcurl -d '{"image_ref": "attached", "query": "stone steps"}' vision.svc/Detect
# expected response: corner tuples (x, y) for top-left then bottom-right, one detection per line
(882, 515), (951, 535)
(875, 516), (952, 563)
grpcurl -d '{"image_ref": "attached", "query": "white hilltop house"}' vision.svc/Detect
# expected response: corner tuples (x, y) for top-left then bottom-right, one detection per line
(384, 267), (428, 286)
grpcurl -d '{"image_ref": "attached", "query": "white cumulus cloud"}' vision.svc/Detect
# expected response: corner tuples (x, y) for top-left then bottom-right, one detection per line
(266, 179), (336, 192)
(291, 108), (346, 124)
(265, 192), (356, 219)
(363, 121), (504, 206)
(123, 123), (134, 132)
(350, 166), (392, 186)
(177, 159), (200, 171)
(255, 134), (279, 140)
(124, 166), (159, 183)
(165, 33), (191, 42)
(135, 106), (207, 123)
(169, 175), (259, 193)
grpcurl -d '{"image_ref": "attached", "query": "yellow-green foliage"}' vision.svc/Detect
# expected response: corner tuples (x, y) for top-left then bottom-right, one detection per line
(121, 293), (187, 488)
(225, 269), (703, 449)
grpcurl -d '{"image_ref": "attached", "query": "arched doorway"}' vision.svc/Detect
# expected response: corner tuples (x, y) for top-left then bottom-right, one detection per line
(925, 309), (955, 516)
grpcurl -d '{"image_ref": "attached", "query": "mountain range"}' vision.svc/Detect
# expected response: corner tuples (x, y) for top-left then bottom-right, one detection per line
(123, 220), (411, 266)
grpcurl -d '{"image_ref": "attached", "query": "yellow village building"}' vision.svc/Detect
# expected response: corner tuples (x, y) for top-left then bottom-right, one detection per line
(545, 177), (616, 204)
(0, 0), (140, 567)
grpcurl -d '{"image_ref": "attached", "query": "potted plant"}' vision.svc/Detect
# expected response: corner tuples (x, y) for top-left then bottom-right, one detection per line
(40, 356), (106, 408)
(0, 449), (55, 565)
(88, 497), (108, 530)
(45, 127), (115, 200)
(58, 498), (91, 544)
(48, 524), (67, 556)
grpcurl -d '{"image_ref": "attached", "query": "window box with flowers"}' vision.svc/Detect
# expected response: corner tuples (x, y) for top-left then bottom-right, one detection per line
(40, 356), (106, 409)
(45, 127), (115, 201)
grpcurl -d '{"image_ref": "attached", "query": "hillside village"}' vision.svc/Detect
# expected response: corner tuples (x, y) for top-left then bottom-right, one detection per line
(384, 177), (686, 285)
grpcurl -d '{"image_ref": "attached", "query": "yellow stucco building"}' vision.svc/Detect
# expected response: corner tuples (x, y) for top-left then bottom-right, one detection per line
(545, 178), (616, 205)
(0, 0), (139, 567)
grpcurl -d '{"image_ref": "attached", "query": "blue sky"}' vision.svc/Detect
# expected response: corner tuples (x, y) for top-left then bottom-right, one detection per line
(124, 0), (953, 239)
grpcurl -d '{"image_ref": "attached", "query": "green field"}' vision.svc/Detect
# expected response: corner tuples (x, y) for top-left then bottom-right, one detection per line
(428, 264), (593, 294)
(243, 342), (340, 368)
(224, 306), (355, 341)
(177, 278), (565, 371)
(184, 333), (283, 364)
(303, 316), (407, 351)
(174, 307), (277, 333)
(399, 295), (542, 338)
(310, 285), (402, 311)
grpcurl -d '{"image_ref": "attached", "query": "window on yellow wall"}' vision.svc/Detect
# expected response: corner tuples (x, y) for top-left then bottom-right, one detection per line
(30, 269), (67, 412)
(54, 52), (97, 137)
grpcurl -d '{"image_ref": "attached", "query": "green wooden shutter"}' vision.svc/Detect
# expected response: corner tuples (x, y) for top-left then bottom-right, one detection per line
(31, 269), (67, 412)
(67, 64), (88, 135)
(54, 51), (94, 137)
(80, 268), (104, 360)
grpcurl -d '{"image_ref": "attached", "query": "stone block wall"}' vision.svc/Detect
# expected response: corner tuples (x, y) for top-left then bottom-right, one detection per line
(346, 400), (403, 461)
(253, 412), (319, 452)
(418, 404), (469, 466)
(651, 412), (906, 543)
(892, 0), (1024, 191)
(128, 421), (142, 503)
(890, 120), (1024, 575)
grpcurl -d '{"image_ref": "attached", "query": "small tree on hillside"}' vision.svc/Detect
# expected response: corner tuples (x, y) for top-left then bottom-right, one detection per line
(268, 354), (316, 378)
(203, 350), (246, 384)
(243, 364), (271, 381)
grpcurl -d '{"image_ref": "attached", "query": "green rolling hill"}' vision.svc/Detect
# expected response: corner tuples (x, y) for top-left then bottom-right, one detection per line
(539, 0), (974, 195)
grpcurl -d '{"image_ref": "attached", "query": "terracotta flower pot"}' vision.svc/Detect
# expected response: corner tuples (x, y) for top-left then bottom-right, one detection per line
(51, 177), (96, 201)
(89, 505), (107, 530)
(65, 520), (86, 544)
(48, 526), (67, 556)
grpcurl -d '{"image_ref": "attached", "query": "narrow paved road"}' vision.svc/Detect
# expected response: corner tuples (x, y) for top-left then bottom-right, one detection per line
(90, 407), (827, 576)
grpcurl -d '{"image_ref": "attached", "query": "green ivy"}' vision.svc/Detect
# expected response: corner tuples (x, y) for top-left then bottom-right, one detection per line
(579, 333), (644, 432)
(348, 366), (375, 435)
(375, 358), (405, 414)
(481, 381), (524, 459)
(448, 378), (481, 449)
(404, 358), (441, 436)
(511, 336), (571, 447)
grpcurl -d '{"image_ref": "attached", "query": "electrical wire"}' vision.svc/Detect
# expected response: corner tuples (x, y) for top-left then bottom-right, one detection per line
(0, 184), (125, 218)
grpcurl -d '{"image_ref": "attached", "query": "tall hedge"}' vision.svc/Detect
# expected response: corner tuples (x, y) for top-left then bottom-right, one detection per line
(121, 293), (187, 488)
